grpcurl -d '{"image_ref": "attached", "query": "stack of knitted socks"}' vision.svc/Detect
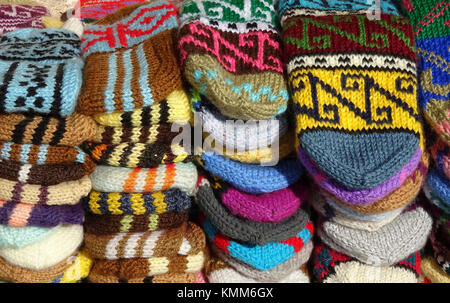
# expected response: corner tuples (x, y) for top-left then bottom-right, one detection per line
(0, 18), (95, 283)
(78, 0), (148, 23)
(279, 0), (433, 282)
(179, 0), (313, 283)
(78, 1), (206, 283)
(0, 1), (50, 35)
(402, 0), (450, 283)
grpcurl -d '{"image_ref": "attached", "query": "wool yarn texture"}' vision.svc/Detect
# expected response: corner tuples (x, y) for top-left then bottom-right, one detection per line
(0, 175), (91, 205)
(429, 137), (450, 179)
(318, 206), (433, 266)
(200, 152), (303, 194)
(84, 212), (189, 234)
(421, 256), (450, 283)
(424, 183), (450, 215)
(51, 251), (93, 283)
(79, 0), (148, 22)
(0, 225), (54, 248)
(88, 272), (200, 283)
(312, 242), (420, 283)
(85, 189), (192, 216)
(78, 1), (182, 115)
(202, 216), (314, 271)
(195, 176), (310, 245)
(0, 28), (83, 117)
(0, 113), (96, 146)
(93, 89), (193, 127)
(90, 163), (198, 195)
(0, 224), (83, 270)
(0, 201), (84, 227)
(297, 146), (422, 205)
(179, 0), (288, 120)
(283, 6), (422, 190)
(0, 4), (49, 35)
(426, 168), (450, 206)
(0, 161), (95, 186)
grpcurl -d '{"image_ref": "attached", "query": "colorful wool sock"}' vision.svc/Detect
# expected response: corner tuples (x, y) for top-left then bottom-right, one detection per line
(179, 0), (288, 120)
(0, 224), (82, 270)
(283, 7), (422, 190)
(84, 189), (192, 216)
(90, 163), (198, 195)
(88, 272), (201, 283)
(297, 146), (422, 205)
(318, 206), (432, 266)
(421, 256), (450, 283)
(50, 251), (93, 283)
(199, 152), (303, 194)
(0, 225), (54, 248)
(402, 0), (450, 145)
(0, 4), (49, 35)
(195, 175), (310, 245)
(426, 167), (450, 205)
(0, 161), (95, 186)
(0, 28), (83, 117)
(201, 216), (313, 271)
(84, 212), (189, 234)
(82, 142), (192, 168)
(78, 1), (181, 115)
(198, 175), (307, 223)
(0, 113), (96, 146)
(211, 240), (313, 282)
(0, 175), (91, 205)
(79, 0), (148, 23)
(93, 89), (193, 127)
(0, 201), (84, 227)
(313, 242), (421, 283)
(429, 136), (450, 179)
(424, 182), (450, 214)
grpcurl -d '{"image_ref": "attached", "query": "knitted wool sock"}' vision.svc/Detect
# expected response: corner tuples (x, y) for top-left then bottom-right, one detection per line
(0, 113), (96, 146)
(313, 242), (420, 283)
(318, 206), (433, 266)
(297, 146), (422, 205)
(82, 142), (192, 168)
(421, 256), (450, 283)
(84, 212), (189, 235)
(0, 161), (95, 186)
(90, 163), (198, 195)
(201, 216), (314, 271)
(200, 152), (303, 194)
(78, 1), (181, 115)
(0, 201), (84, 227)
(283, 8), (422, 190)
(93, 89), (193, 127)
(424, 183), (450, 214)
(435, 253), (450, 275)
(426, 168), (450, 205)
(211, 240), (313, 282)
(0, 28), (83, 117)
(0, 175), (91, 205)
(195, 175), (310, 245)
(0, 225), (54, 248)
(0, 224), (83, 270)
(88, 272), (200, 283)
(84, 189), (192, 216)
(50, 251), (93, 283)
(40, 16), (63, 29)
(429, 136), (450, 179)
(79, 0), (148, 23)
(0, 4), (49, 35)
(402, 0), (450, 145)
(179, 0), (288, 120)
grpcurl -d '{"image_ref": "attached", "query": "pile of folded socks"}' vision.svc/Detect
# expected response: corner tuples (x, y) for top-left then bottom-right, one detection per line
(179, 0), (314, 283)
(279, 0), (433, 282)
(402, 0), (450, 283)
(0, 13), (96, 282)
(78, 0), (207, 283)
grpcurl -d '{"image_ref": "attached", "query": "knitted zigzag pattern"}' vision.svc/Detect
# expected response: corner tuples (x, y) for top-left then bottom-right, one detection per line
(0, 4), (49, 35)
(79, 0), (148, 22)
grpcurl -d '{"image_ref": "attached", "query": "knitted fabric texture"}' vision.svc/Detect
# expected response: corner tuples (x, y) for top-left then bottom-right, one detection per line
(424, 183), (450, 214)
(78, 1), (182, 115)
(421, 256), (450, 283)
(0, 161), (95, 186)
(84, 189), (192, 215)
(202, 216), (314, 271)
(93, 89), (193, 127)
(83, 141), (192, 168)
(0, 224), (54, 248)
(429, 137), (450, 179)
(297, 146), (422, 205)
(195, 176), (310, 245)
(179, 0), (289, 120)
(51, 251), (93, 283)
(90, 163), (198, 195)
(0, 28), (83, 117)
(0, 4), (49, 35)
(312, 242), (420, 283)
(318, 206), (433, 266)
(0, 175), (91, 205)
(0, 201), (84, 227)
(84, 212), (189, 234)
(88, 271), (199, 283)
(284, 10), (421, 190)
(0, 224), (83, 270)
(0, 113), (96, 146)
(200, 152), (303, 194)
(79, 0), (148, 22)
(426, 168), (450, 206)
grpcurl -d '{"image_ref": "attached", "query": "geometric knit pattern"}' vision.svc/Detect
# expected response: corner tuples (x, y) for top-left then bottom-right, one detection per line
(0, 4), (49, 35)
(79, 0), (148, 23)
(94, 124), (182, 145)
